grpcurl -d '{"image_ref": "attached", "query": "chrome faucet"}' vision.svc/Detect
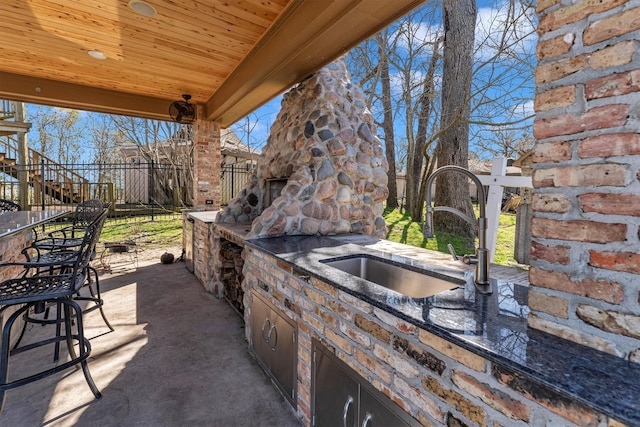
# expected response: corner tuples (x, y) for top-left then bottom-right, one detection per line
(423, 165), (491, 294)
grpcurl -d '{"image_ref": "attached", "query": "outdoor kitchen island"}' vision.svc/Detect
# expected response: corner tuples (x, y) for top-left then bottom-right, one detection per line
(237, 232), (640, 427)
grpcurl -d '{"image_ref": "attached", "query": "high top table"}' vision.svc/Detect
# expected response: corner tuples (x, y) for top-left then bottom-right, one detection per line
(0, 210), (72, 346)
(0, 210), (70, 240)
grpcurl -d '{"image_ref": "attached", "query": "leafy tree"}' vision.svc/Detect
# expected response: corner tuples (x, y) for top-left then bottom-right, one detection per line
(110, 116), (194, 207)
(230, 110), (274, 154)
(27, 105), (85, 164)
(348, 0), (536, 231)
(88, 113), (121, 200)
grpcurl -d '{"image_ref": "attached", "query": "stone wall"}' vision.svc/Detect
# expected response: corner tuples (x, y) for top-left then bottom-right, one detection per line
(530, 0), (640, 361)
(217, 58), (388, 239)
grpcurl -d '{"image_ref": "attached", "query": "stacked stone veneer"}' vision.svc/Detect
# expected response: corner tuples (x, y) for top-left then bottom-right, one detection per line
(217, 58), (389, 239)
(531, 0), (640, 361)
(244, 248), (617, 427)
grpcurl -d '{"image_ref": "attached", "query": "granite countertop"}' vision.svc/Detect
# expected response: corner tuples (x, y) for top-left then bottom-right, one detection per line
(244, 234), (640, 426)
(0, 210), (70, 239)
(187, 210), (220, 223)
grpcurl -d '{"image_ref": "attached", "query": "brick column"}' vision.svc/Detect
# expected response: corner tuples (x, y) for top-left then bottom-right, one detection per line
(530, 0), (640, 361)
(193, 112), (221, 210)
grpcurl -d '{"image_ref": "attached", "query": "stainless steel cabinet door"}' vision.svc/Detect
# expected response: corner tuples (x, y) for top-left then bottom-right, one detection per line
(250, 294), (271, 371)
(270, 312), (296, 402)
(312, 339), (422, 427)
(359, 387), (411, 427)
(313, 347), (359, 427)
(250, 292), (297, 406)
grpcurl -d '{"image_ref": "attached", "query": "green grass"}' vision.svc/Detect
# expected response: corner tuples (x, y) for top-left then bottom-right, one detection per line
(97, 210), (519, 267)
(383, 208), (518, 266)
(100, 215), (183, 247)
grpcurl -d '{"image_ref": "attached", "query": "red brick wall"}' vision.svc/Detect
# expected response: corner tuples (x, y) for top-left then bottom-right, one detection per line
(244, 249), (612, 427)
(531, 0), (640, 361)
(193, 114), (221, 210)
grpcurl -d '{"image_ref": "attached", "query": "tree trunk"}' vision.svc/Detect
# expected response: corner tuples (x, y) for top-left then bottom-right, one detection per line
(377, 33), (398, 210)
(411, 38), (442, 221)
(434, 0), (477, 239)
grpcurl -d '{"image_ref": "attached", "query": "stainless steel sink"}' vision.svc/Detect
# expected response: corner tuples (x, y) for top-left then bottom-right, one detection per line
(320, 255), (462, 298)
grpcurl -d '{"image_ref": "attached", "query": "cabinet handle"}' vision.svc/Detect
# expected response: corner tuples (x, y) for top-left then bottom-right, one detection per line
(261, 317), (271, 342)
(268, 324), (278, 351)
(342, 395), (354, 427)
(361, 412), (372, 427)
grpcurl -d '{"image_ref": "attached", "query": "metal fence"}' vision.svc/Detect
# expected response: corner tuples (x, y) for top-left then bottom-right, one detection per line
(221, 162), (252, 205)
(1, 159), (254, 216)
(0, 160), (190, 220)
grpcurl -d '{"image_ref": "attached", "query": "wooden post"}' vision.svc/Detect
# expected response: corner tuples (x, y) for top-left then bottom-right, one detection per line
(15, 103), (30, 210)
(476, 158), (533, 263)
(485, 158), (506, 263)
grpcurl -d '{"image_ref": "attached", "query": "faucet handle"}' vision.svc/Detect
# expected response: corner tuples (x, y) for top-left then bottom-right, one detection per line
(462, 254), (478, 265)
(447, 244), (459, 261)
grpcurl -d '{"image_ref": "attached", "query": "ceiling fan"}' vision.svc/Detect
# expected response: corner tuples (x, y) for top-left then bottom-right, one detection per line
(169, 94), (196, 124)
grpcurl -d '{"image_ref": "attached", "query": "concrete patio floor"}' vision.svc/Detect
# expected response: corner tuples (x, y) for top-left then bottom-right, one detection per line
(0, 256), (302, 426)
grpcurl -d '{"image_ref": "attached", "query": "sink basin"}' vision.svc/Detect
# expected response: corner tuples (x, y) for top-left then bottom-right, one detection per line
(320, 254), (463, 298)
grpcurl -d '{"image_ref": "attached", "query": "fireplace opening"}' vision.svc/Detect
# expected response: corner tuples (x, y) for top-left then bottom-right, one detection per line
(265, 178), (288, 209)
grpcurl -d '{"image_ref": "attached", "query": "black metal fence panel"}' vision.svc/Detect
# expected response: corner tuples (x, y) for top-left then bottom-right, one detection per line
(1, 160), (252, 218)
(221, 163), (252, 205)
(0, 160), (189, 220)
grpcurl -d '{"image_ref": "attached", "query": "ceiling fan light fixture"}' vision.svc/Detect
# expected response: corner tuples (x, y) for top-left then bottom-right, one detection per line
(128, 0), (157, 17)
(88, 50), (107, 60)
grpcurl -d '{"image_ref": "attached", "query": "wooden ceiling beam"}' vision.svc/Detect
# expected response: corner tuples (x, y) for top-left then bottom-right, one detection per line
(0, 72), (181, 121)
(206, 0), (425, 127)
(0, 0), (426, 125)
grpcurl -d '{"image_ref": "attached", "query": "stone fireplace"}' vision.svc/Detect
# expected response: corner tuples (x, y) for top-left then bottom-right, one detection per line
(264, 178), (288, 211)
(217, 58), (389, 239)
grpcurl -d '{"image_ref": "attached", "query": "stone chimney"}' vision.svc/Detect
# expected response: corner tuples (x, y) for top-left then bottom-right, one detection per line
(217, 58), (388, 239)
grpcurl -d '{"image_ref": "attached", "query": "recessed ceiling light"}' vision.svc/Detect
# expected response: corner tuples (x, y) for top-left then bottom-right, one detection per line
(88, 50), (107, 60)
(128, 0), (157, 17)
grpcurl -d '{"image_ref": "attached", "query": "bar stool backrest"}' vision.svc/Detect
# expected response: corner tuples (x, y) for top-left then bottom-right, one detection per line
(0, 199), (21, 212)
(74, 199), (104, 228)
(70, 208), (108, 290)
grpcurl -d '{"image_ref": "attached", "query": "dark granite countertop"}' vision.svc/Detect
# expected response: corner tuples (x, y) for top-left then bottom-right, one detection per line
(0, 210), (70, 239)
(244, 235), (640, 426)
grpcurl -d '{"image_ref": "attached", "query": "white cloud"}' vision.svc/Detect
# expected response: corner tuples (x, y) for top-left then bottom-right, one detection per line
(510, 100), (534, 118)
(475, 0), (537, 62)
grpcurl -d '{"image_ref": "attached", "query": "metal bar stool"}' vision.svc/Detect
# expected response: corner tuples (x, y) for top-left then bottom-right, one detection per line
(26, 201), (113, 333)
(34, 199), (104, 251)
(0, 199), (21, 212)
(22, 224), (114, 334)
(0, 209), (107, 411)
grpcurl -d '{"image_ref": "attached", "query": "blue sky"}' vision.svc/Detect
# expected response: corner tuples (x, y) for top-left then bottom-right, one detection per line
(230, 0), (537, 160)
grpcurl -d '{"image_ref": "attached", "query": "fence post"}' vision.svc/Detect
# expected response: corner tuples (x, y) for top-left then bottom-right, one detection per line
(485, 158), (507, 263)
(41, 159), (45, 211)
(476, 157), (533, 263)
(107, 182), (116, 216)
(150, 160), (155, 221)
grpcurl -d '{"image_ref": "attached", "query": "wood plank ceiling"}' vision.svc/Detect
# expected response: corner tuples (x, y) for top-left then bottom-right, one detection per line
(0, 0), (425, 127)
